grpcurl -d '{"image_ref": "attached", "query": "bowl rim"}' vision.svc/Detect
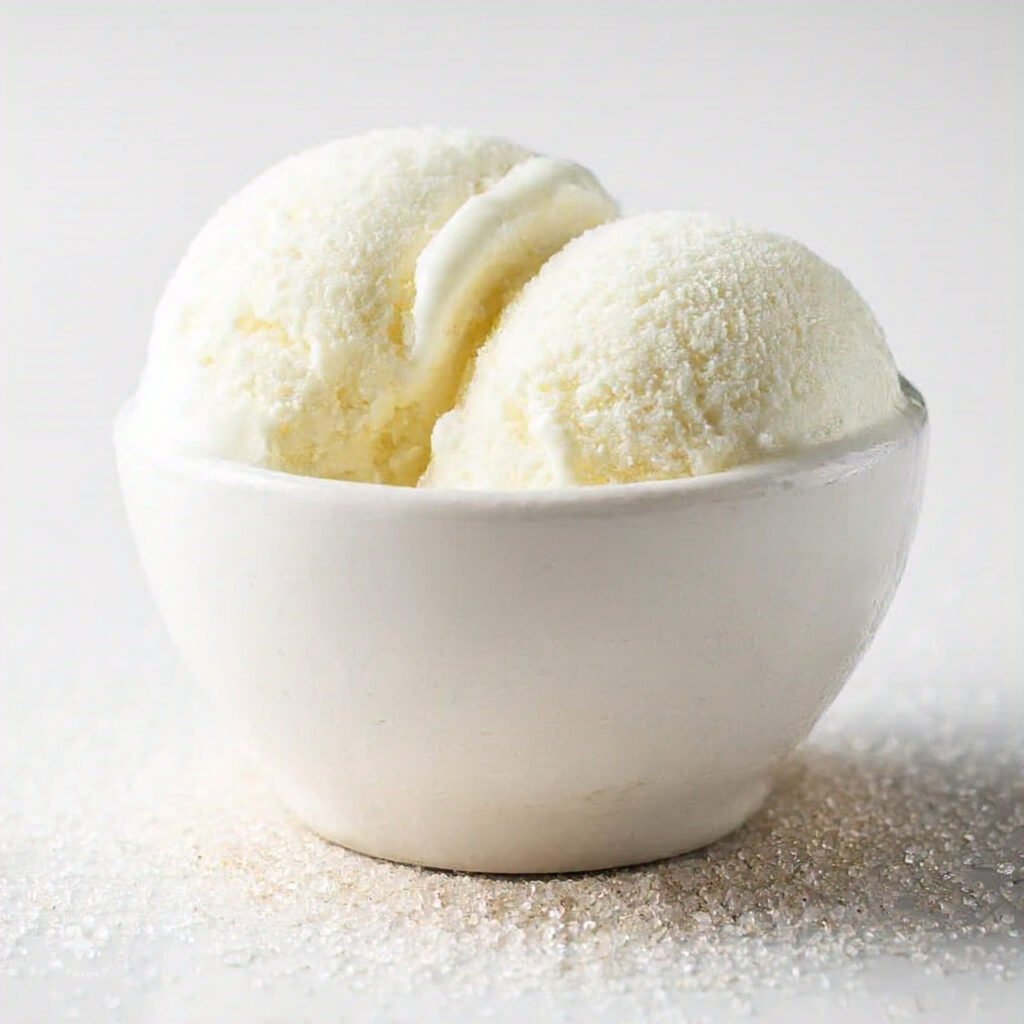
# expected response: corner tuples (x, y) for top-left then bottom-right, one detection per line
(115, 377), (927, 514)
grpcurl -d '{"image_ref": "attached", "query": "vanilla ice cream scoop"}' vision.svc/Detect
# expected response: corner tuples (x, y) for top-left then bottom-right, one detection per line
(422, 212), (903, 489)
(134, 128), (617, 484)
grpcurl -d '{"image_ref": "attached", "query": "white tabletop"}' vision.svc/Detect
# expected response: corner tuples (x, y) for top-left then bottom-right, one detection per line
(2, 4), (1021, 1021)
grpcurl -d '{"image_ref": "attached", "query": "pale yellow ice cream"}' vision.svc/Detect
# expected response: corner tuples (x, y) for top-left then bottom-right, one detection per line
(134, 128), (617, 484)
(421, 212), (902, 489)
(134, 131), (902, 492)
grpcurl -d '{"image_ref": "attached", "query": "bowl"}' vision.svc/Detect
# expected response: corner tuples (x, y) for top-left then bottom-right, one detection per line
(115, 379), (927, 874)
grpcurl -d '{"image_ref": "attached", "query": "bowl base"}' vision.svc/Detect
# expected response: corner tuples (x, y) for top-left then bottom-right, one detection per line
(283, 774), (773, 875)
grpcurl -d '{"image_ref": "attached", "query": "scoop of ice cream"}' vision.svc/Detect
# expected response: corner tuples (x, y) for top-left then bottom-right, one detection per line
(421, 212), (903, 489)
(133, 128), (617, 484)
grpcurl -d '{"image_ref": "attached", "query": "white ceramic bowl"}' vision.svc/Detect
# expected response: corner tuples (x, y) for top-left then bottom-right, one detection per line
(116, 380), (927, 874)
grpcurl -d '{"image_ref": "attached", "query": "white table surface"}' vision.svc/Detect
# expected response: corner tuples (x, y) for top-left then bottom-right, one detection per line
(2, 3), (1021, 1021)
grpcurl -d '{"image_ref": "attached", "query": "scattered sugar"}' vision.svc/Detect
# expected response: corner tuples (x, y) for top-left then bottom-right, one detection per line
(2, 658), (1022, 1020)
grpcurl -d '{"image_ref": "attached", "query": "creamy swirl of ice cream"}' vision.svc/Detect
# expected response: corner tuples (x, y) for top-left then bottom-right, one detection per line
(134, 129), (616, 485)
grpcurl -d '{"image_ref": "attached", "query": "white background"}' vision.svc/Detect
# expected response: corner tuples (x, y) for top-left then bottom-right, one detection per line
(2, 2), (1021, 1022)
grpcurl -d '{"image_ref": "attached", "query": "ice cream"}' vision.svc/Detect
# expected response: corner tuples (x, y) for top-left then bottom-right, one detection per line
(134, 128), (617, 485)
(133, 130), (903, 492)
(422, 212), (903, 489)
